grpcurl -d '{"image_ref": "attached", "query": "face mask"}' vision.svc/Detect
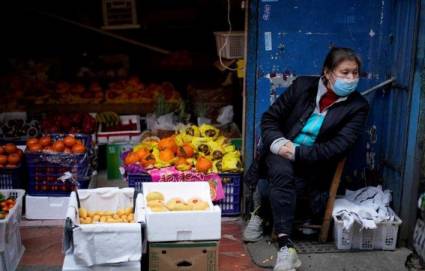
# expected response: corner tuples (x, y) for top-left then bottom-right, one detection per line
(332, 77), (359, 96)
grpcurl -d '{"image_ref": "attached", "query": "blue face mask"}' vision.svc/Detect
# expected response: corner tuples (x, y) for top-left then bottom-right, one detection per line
(332, 77), (359, 96)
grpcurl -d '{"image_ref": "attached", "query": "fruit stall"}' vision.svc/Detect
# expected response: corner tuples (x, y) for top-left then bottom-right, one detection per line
(0, 1), (246, 269)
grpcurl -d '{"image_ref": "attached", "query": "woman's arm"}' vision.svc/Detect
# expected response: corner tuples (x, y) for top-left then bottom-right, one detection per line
(261, 79), (300, 149)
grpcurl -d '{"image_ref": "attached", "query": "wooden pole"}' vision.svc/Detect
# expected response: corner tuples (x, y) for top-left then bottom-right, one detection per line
(319, 158), (346, 242)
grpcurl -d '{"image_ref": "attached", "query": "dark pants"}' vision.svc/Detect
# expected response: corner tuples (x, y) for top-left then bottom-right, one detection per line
(266, 153), (307, 235)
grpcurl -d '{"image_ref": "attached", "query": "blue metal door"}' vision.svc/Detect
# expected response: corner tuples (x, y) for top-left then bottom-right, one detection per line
(244, 0), (420, 242)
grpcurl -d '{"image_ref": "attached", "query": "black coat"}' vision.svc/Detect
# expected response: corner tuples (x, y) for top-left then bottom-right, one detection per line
(246, 76), (369, 191)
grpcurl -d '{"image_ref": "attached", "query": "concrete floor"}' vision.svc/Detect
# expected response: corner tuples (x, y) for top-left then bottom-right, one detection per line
(15, 217), (415, 271)
(13, 174), (417, 270)
(298, 248), (412, 271)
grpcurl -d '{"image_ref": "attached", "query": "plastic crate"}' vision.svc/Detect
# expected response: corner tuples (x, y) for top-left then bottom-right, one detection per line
(127, 173), (152, 193)
(25, 134), (92, 196)
(333, 209), (402, 250)
(215, 173), (241, 216)
(214, 31), (245, 59)
(0, 165), (23, 189)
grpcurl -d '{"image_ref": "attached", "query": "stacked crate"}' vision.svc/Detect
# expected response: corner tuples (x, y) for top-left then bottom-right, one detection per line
(25, 134), (92, 219)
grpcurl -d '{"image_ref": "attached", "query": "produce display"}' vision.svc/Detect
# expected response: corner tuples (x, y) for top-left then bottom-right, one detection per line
(0, 192), (16, 219)
(0, 143), (23, 168)
(123, 124), (243, 173)
(96, 112), (138, 132)
(78, 206), (134, 224)
(0, 72), (181, 109)
(26, 135), (86, 154)
(145, 191), (210, 212)
(25, 134), (91, 193)
(41, 113), (96, 134)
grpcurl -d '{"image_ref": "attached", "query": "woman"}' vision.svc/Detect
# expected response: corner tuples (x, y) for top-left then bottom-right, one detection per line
(244, 47), (369, 271)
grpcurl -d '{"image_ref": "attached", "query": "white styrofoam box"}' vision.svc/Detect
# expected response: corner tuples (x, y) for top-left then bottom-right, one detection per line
(25, 195), (69, 220)
(63, 252), (140, 271)
(142, 182), (221, 242)
(97, 115), (142, 144)
(64, 188), (143, 267)
(0, 225), (25, 271)
(333, 208), (402, 250)
(0, 189), (25, 252)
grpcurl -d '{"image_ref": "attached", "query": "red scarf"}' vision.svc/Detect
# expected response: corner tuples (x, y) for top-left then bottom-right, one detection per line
(319, 88), (339, 112)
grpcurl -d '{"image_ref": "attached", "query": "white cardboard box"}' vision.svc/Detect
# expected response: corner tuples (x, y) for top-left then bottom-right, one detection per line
(0, 224), (25, 271)
(62, 252), (141, 271)
(0, 189), (25, 271)
(25, 195), (69, 220)
(142, 182), (221, 242)
(97, 115), (142, 144)
(0, 189), (25, 252)
(64, 188), (144, 267)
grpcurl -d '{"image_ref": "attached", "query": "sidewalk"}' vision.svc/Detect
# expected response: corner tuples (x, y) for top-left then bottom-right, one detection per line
(16, 217), (412, 271)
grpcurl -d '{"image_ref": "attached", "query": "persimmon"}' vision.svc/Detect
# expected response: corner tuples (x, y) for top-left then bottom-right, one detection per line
(196, 156), (213, 173)
(64, 136), (76, 147)
(39, 136), (51, 147)
(4, 144), (17, 154)
(159, 149), (175, 162)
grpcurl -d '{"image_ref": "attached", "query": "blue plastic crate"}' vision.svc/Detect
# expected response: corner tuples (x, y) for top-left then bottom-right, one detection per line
(0, 165), (24, 189)
(25, 134), (92, 196)
(216, 173), (241, 216)
(127, 173), (152, 193)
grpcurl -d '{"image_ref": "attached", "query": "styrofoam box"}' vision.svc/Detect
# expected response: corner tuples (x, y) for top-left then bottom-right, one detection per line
(0, 224), (25, 271)
(25, 195), (69, 220)
(0, 189), (25, 252)
(97, 115), (142, 144)
(142, 182), (221, 242)
(64, 188), (143, 266)
(62, 253), (140, 271)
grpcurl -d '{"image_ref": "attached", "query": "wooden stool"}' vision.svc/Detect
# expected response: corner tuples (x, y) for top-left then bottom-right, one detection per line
(302, 159), (346, 242)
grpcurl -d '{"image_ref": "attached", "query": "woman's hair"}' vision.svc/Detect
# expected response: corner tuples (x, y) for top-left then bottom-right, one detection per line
(321, 47), (362, 75)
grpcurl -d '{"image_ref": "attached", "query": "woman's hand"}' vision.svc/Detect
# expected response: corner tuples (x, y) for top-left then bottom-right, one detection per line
(278, 141), (295, 161)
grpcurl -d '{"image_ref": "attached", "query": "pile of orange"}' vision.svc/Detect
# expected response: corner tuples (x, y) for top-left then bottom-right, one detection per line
(26, 135), (86, 154)
(0, 143), (23, 168)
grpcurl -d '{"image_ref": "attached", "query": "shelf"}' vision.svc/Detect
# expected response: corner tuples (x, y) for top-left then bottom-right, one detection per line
(27, 103), (156, 115)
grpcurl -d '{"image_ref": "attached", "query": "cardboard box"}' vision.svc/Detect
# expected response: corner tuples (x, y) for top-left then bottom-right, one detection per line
(142, 182), (221, 242)
(149, 241), (219, 271)
(64, 188), (144, 267)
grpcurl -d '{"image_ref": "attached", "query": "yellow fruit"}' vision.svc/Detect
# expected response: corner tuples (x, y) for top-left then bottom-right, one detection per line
(125, 207), (133, 215)
(85, 217), (92, 224)
(107, 218), (115, 223)
(117, 209), (125, 216)
(87, 211), (95, 218)
(104, 211), (113, 216)
(127, 213), (134, 222)
(79, 208), (88, 218)
(113, 214), (120, 220)
(100, 216), (107, 223)
(121, 214), (128, 221)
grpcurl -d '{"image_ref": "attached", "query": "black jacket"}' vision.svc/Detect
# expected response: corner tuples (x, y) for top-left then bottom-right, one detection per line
(248, 76), (369, 190)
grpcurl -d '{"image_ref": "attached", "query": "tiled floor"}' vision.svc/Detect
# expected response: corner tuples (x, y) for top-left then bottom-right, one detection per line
(17, 217), (266, 270)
